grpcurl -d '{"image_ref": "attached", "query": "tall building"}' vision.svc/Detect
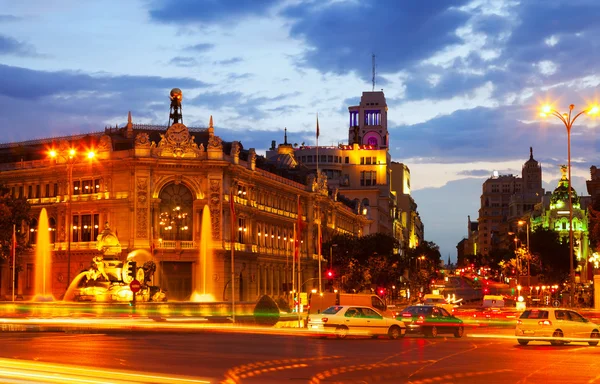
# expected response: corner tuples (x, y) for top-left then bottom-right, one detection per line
(531, 165), (592, 282)
(0, 89), (368, 300)
(267, 91), (423, 253)
(477, 148), (543, 257)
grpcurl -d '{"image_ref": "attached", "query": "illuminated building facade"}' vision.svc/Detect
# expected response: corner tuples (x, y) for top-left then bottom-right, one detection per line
(531, 165), (592, 282)
(0, 90), (368, 300)
(267, 91), (423, 253)
(477, 148), (543, 257)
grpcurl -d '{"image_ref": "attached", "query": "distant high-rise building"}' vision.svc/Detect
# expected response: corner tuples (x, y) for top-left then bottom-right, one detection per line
(477, 148), (543, 257)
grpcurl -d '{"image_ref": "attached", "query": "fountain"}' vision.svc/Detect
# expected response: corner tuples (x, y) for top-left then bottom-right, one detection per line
(63, 223), (167, 302)
(190, 205), (216, 302)
(33, 208), (54, 301)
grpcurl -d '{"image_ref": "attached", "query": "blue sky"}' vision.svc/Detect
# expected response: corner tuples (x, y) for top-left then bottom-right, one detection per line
(2, 0), (600, 260)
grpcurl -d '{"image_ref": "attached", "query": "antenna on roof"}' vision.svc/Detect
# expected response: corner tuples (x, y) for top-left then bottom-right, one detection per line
(372, 53), (376, 92)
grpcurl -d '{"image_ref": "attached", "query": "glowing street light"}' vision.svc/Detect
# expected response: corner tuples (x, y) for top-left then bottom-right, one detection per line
(539, 103), (599, 306)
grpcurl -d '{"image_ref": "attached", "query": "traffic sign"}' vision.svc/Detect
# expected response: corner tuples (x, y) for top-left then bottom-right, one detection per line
(130, 279), (141, 293)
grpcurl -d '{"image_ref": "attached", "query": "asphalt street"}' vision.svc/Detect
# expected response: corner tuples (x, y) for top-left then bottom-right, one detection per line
(0, 327), (599, 383)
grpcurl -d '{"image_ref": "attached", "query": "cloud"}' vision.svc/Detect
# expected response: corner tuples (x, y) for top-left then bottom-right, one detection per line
(0, 14), (20, 22)
(148, 0), (280, 25)
(188, 90), (301, 120)
(214, 57), (243, 65)
(284, 1), (471, 78)
(457, 169), (492, 177)
(185, 43), (214, 52)
(169, 56), (199, 67)
(0, 64), (209, 100)
(0, 34), (40, 57)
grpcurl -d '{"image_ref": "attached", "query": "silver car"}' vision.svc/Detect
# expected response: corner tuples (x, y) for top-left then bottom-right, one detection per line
(308, 305), (407, 339)
(515, 308), (600, 346)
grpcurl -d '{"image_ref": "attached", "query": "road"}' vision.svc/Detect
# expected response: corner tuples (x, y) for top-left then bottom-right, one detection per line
(0, 327), (599, 383)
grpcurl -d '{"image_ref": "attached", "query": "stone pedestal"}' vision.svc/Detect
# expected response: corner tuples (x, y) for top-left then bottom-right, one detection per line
(595, 275), (600, 310)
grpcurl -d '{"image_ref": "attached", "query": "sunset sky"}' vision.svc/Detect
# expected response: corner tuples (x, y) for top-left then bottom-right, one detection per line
(1, 0), (600, 259)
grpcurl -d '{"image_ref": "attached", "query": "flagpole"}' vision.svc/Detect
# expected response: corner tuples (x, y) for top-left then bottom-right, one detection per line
(230, 190), (236, 323)
(292, 223), (296, 311)
(12, 224), (16, 302)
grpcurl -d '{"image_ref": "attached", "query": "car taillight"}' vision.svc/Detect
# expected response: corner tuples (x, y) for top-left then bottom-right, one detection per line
(416, 315), (425, 324)
(538, 320), (552, 326)
(402, 313), (412, 317)
(322, 317), (328, 323)
(307, 317), (311, 323)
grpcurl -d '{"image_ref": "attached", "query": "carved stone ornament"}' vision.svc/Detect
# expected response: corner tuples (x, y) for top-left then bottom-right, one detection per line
(136, 208), (148, 238)
(137, 177), (148, 206)
(96, 222), (122, 257)
(156, 123), (202, 158)
(231, 141), (241, 157)
(208, 135), (223, 150)
(249, 148), (256, 163)
(135, 132), (151, 148)
(98, 135), (112, 151)
(209, 179), (221, 240)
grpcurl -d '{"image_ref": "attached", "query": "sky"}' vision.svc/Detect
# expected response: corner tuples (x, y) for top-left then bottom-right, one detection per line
(1, 0), (600, 261)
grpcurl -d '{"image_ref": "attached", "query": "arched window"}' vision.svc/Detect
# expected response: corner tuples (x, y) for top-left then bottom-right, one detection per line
(367, 137), (378, 146)
(159, 183), (194, 241)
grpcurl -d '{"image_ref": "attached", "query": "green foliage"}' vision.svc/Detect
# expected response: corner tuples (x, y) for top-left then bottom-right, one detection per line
(529, 228), (571, 283)
(0, 185), (32, 265)
(588, 198), (600, 251)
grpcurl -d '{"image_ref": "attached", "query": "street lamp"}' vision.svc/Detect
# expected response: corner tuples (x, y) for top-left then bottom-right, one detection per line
(518, 220), (531, 288)
(540, 103), (599, 305)
(49, 147), (96, 289)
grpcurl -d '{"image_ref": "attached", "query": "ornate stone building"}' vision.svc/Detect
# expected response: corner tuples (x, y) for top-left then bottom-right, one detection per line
(0, 89), (368, 301)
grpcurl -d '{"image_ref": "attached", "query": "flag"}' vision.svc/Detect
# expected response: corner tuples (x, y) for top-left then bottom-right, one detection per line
(12, 225), (16, 263)
(316, 114), (320, 139)
(294, 195), (304, 261)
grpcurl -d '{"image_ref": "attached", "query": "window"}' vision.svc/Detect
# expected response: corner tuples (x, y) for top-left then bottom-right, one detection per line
(237, 218), (246, 244)
(366, 157), (372, 165)
(53, 183), (58, 197)
(28, 185), (32, 198)
(327, 155), (333, 163)
(360, 171), (376, 186)
(345, 157), (349, 164)
(35, 185), (40, 198)
(72, 213), (100, 242)
(159, 184), (194, 241)
(360, 157), (365, 165)
(45, 184), (50, 197)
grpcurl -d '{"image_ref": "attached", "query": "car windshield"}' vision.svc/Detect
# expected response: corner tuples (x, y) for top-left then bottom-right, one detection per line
(322, 306), (344, 315)
(403, 306), (433, 316)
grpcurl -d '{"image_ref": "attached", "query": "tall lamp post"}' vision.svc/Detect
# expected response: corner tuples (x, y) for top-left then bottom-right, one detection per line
(49, 148), (96, 289)
(518, 220), (530, 288)
(540, 103), (599, 305)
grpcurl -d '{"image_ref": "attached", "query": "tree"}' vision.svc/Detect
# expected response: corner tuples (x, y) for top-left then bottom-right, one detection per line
(0, 185), (31, 271)
(588, 198), (600, 251)
(529, 228), (571, 283)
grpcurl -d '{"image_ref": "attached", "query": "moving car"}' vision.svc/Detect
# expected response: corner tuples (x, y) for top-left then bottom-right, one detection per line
(422, 294), (456, 313)
(307, 305), (406, 339)
(400, 305), (464, 338)
(308, 292), (395, 318)
(515, 308), (600, 346)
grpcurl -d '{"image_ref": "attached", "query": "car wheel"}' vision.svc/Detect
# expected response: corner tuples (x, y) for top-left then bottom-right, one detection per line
(388, 325), (402, 340)
(428, 326), (438, 338)
(335, 325), (349, 339)
(589, 330), (600, 346)
(517, 339), (529, 346)
(454, 326), (464, 338)
(550, 330), (564, 346)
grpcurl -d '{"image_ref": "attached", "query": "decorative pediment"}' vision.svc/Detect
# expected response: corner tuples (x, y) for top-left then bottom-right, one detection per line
(135, 133), (151, 148)
(157, 123), (202, 158)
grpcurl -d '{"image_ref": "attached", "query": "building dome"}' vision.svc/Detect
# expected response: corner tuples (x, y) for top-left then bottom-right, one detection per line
(550, 165), (579, 207)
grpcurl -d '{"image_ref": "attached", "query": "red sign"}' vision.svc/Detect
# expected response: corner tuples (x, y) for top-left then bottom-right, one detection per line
(130, 279), (141, 293)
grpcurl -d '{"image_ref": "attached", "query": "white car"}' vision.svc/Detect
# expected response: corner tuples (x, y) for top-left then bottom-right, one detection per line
(515, 308), (600, 346)
(307, 305), (407, 339)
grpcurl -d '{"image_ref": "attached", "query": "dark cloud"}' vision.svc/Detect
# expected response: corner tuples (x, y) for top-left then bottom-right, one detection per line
(169, 56), (199, 67)
(185, 43), (214, 52)
(0, 15), (20, 22)
(148, 0), (280, 25)
(284, 1), (471, 78)
(0, 64), (211, 141)
(0, 64), (209, 100)
(0, 34), (40, 57)
(214, 57), (243, 65)
(457, 170), (491, 177)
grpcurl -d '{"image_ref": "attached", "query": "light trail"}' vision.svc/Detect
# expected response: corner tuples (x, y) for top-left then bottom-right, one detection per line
(0, 358), (211, 384)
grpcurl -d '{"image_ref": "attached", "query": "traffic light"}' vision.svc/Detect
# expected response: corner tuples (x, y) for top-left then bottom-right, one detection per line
(128, 261), (137, 279)
(326, 270), (334, 279)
